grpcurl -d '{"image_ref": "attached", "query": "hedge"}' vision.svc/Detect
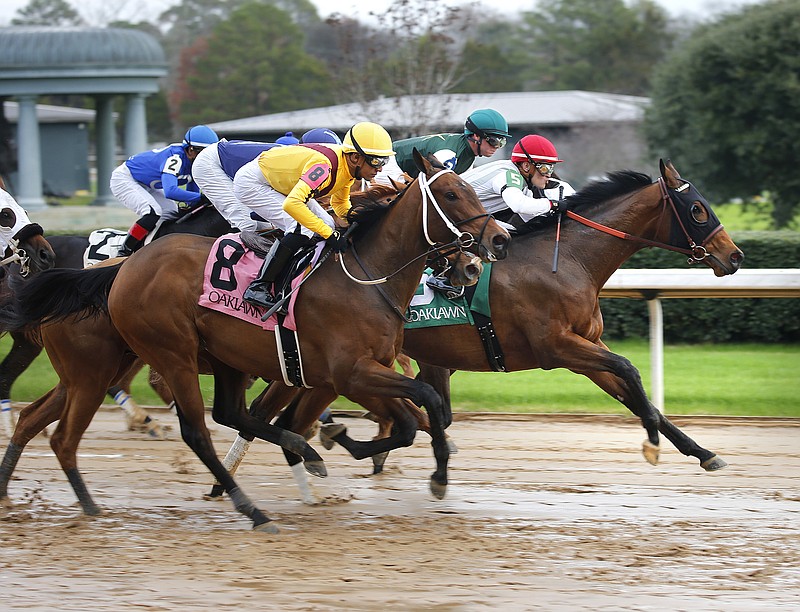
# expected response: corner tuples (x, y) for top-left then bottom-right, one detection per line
(599, 231), (800, 342)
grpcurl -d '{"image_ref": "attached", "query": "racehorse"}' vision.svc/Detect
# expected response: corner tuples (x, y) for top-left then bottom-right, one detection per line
(208, 160), (745, 502)
(0, 152), (510, 531)
(0, 203), (234, 437)
(0, 181), (56, 434)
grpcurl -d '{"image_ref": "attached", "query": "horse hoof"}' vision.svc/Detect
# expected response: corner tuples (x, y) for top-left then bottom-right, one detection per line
(700, 455), (728, 471)
(202, 492), (226, 501)
(445, 436), (458, 454)
(371, 451), (389, 474)
(304, 460), (327, 478)
(83, 505), (103, 517)
(253, 521), (279, 534)
(147, 423), (166, 440)
(642, 439), (660, 466)
(429, 479), (447, 500)
(319, 423), (346, 450)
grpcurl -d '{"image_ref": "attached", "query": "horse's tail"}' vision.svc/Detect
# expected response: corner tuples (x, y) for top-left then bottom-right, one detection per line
(0, 263), (122, 331)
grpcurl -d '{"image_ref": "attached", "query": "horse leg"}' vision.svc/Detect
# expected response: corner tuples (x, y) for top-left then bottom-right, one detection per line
(207, 362), (324, 470)
(205, 381), (300, 500)
(48, 382), (111, 516)
(0, 331), (43, 437)
(340, 359), (450, 499)
(106, 359), (165, 440)
(584, 368), (726, 471)
(0, 385), (66, 506)
(545, 334), (662, 458)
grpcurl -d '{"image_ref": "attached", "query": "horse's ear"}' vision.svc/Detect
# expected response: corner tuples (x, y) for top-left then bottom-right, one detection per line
(412, 147), (433, 175)
(660, 158), (682, 189)
(0, 175), (5, 191)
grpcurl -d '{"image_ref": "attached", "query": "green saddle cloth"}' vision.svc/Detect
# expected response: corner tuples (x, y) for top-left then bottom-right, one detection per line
(404, 264), (492, 330)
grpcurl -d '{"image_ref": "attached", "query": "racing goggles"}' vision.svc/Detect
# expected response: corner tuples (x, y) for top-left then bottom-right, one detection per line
(364, 155), (390, 169)
(482, 133), (507, 149)
(532, 161), (556, 176)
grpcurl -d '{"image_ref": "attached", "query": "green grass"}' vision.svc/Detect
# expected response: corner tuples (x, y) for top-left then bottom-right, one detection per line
(3, 337), (798, 418)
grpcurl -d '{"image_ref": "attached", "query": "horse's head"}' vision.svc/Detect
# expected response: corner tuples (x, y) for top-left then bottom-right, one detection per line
(660, 159), (744, 276)
(411, 148), (509, 272)
(0, 186), (56, 277)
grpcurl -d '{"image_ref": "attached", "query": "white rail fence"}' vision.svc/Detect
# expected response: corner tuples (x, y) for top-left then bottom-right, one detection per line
(599, 268), (800, 411)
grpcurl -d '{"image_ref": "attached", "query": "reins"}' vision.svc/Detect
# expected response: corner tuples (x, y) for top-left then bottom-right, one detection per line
(564, 177), (723, 264)
(337, 168), (488, 319)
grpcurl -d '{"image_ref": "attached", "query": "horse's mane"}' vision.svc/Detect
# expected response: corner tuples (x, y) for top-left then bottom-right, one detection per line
(345, 184), (401, 240)
(564, 170), (652, 212)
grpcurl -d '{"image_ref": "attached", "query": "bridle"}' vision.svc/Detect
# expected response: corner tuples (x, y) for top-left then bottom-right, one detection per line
(563, 177), (724, 265)
(339, 167), (494, 319)
(0, 223), (45, 277)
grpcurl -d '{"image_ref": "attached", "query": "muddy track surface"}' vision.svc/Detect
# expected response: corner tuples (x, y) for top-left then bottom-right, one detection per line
(2, 409), (799, 611)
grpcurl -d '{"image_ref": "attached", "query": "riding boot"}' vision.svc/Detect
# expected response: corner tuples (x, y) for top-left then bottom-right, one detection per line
(243, 240), (294, 308)
(118, 211), (159, 257)
(426, 275), (464, 300)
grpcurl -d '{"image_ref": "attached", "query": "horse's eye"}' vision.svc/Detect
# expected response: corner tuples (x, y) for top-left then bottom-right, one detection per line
(690, 202), (708, 224)
(445, 191), (457, 201)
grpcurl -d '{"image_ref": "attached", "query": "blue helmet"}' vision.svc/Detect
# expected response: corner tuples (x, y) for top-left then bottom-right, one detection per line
(183, 125), (219, 148)
(301, 128), (342, 145)
(275, 131), (300, 145)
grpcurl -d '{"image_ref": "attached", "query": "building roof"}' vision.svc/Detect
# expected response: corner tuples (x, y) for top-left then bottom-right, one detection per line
(208, 90), (650, 136)
(0, 26), (166, 70)
(3, 100), (95, 124)
(0, 26), (168, 96)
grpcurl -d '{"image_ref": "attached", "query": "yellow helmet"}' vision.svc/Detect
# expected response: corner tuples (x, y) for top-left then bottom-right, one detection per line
(343, 122), (395, 157)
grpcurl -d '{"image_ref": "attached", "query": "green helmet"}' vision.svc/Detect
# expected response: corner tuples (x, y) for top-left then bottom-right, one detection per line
(464, 109), (511, 139)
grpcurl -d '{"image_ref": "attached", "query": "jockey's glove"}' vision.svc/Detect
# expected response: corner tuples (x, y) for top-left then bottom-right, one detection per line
(550, 199), (571, 215)
(325, 229), (348, 253)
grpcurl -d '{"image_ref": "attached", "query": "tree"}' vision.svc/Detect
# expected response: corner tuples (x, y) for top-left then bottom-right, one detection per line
(645, 0), (800, 228)
(515, 0), (673, 95)
(11, 0), (84, 26)
(173, 3), (332, 127)
(322, 0), (485, 137)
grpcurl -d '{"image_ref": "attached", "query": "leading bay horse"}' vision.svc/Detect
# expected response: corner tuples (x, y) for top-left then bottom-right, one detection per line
(209, 159), (744, 502)
(0, 151), (510, 531)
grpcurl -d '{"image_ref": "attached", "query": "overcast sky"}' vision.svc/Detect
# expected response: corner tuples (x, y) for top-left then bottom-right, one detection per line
(1, 0), (768, 27)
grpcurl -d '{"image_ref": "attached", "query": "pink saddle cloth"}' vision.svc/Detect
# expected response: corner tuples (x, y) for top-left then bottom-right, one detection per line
(198, 234), (317, 332)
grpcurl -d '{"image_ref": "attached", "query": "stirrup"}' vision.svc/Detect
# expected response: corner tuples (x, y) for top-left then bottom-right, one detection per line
(116, 245), (133, 257)
(243, 284), (276, 308)
(426, 276), (464, 299)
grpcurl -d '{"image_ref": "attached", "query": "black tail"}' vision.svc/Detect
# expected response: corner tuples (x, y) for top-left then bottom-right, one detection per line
(0, 263), (122, 331)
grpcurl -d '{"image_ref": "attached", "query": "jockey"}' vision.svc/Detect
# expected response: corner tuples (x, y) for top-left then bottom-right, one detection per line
(233, 121), (394, 308)
(427, 134), (575, 295)
(464, 134), (575, 226)
(377, 108), (510, 184)
(112, 125), (219, 256)
(193, 129), (341, 233)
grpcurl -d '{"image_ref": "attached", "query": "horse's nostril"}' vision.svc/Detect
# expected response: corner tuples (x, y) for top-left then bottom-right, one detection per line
(466, 263), (481, 278)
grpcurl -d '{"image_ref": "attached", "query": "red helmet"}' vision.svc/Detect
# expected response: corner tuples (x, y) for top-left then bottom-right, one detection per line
(511, 135), (563, 163)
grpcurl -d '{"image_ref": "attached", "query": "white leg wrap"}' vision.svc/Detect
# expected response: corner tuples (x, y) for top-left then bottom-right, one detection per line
(222, 436), (251, 474)
(1, 399), (13, 437)
(291, 461), (317, 505)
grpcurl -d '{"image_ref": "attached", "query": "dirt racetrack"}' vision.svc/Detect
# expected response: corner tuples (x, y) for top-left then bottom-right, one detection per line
(1, 408), (799, 611)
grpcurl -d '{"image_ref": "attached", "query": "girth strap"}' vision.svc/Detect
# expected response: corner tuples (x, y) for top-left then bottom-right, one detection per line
(464, 284), (506, 373)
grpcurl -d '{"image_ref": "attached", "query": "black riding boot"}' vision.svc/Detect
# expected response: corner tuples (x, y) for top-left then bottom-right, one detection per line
(118, 211), (159, 256)
(426, 274), (464, 299)
(243, 240), (294, 308)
